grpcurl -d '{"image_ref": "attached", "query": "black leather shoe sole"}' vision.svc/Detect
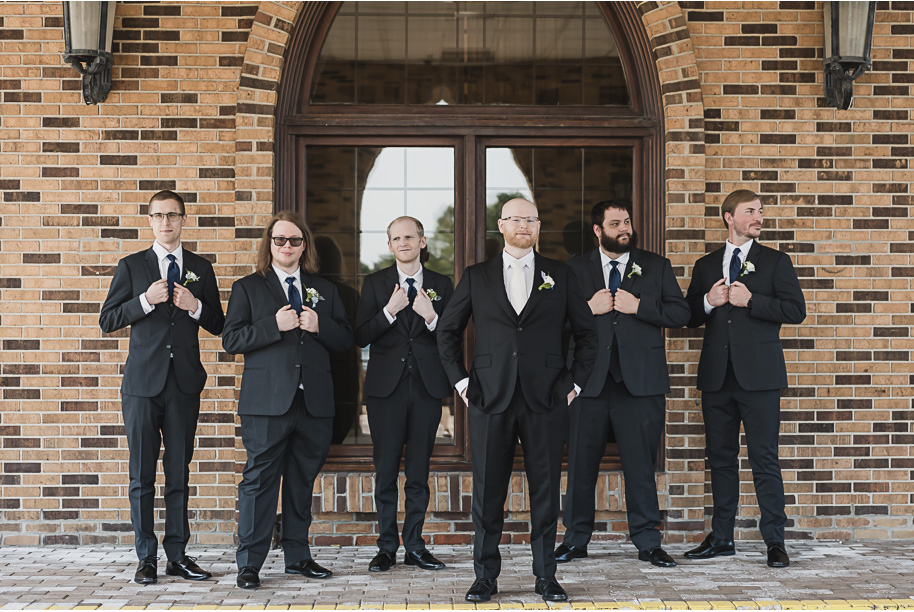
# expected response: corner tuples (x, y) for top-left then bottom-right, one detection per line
(134, 574), (157, 585)
(684, 548), (735, 559)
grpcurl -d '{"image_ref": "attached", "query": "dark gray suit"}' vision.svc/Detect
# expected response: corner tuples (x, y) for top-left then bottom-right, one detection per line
(223, 269), (352, 570)
(99, 247), (224, 561)
(686, 241), (805, 544)
(355, 265), (453, 553)
(563, 247), (689, 551)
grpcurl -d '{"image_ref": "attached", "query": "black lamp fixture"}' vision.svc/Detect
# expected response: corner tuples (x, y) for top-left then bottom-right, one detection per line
(823, 1), (876, 110)
(62, 1), (116, 105)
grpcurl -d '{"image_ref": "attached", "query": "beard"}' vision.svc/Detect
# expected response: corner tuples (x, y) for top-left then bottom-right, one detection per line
(505, 232), (537, 250)
(600, 230), (637, 253)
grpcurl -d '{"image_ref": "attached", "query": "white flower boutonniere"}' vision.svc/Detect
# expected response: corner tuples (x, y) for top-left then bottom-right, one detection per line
(538, 271), (555, 291)
(627, 263), (642, 279)
(424, 288), (442, 301)
(740, 261), (756, 277)
(304, 287), (325, 308)
(183, 270), (200, 286)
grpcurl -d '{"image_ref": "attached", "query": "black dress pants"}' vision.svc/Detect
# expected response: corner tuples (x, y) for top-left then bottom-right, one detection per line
(702, 363), (786, 544)
(236, 389), (333, 570)
(122, 362), (200, 562)
(367, 371), (441, 553)
(562, 377), (665, 552)
(468, 379), (568, 580)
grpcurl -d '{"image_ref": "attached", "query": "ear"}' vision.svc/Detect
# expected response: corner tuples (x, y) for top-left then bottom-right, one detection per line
(419, 235), (428, 249)
(592, 224), (601, 240)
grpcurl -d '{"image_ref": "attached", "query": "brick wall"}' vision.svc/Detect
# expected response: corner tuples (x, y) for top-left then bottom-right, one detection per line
(1, 0), (913, 548)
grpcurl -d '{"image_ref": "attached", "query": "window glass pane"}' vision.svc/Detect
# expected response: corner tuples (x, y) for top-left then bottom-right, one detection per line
(307, 146), (457, 446)
(311, 1), (630, 106)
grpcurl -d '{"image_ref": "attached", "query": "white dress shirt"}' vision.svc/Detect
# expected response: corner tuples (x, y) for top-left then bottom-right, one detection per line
(600, 249), (630, 289)
(703, 239), (754, 314)
(139, 242), (202, 320)
(382, 265), (438, 331)
(272, 264), (305, 390)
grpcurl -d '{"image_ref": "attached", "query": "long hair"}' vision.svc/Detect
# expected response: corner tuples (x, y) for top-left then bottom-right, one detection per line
(255, 211), (320, 276)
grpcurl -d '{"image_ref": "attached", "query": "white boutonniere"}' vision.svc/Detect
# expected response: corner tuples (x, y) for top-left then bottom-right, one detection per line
(182, 270), (199, 286)
(538, 271), (555, 291)
(740, 261), (755, 277)
(424, 288), (442, 301)
(304, 287), (325, 308)
(627, 263), (642, 279)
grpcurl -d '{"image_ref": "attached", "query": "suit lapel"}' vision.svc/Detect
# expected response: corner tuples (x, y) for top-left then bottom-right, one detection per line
(619, 248), (641, 293)
(589, 249), (605, 293)
(518, 253), (547, 324)
(143, 248), (159, 285)
(484, 256), (517, 320)
(741, 241), (762, 288)
(265, 268), (289, 310)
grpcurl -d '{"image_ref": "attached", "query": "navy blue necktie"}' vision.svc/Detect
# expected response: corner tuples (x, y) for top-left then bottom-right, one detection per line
(608, 260), (621, 295)
(729, 247), (742, 284)
(405, 277), (417, 323)
(286, 277), (303, 314)
(166, 254), (180, 302)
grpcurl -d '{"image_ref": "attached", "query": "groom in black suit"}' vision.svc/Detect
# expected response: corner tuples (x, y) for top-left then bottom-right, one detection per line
(99, 190), (224, 584)
(557, 200), (689, 568)
(222, 212), (353, 589)
(355, 216), (453, 573)
(684, 189), (805, 568)
(438, 198), (596, 603)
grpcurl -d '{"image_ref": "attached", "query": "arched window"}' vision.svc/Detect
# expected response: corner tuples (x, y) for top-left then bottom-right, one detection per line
(276, 1), (663, 470)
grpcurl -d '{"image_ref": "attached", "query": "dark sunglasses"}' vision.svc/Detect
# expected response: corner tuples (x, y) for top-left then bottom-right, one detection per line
(272, 236), (304, 247)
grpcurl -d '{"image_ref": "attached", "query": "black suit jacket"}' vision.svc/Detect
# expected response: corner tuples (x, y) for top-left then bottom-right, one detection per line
(354, 265), (454, 399)
(99, 247), (224, 397)
(438, 253), (597, 414)
(686, 242), (806, 392)
(568, 248), (690, 397)
(222, 270), (353, 417)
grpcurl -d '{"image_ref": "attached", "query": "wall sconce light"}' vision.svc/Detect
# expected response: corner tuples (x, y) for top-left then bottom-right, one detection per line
(62, 1), (116, 105)
(823, 1), (876, 110)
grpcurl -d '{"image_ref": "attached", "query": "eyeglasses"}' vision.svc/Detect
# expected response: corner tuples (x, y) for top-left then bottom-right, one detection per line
(501, 216), (540, 225)
(272, 236), (304, 247)
(149, 212), (183, 222)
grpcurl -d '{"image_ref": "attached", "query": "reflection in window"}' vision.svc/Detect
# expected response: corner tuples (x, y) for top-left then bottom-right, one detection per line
(484, 147), (634, 262)
(311, 1), (629, 106)
(307, 146), (456, 446)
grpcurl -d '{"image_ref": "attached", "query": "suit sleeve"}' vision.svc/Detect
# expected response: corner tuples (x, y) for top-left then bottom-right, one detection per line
(686, 259), (712, 328)
(221, 281), (282, 355)
(353, 275), (395, 348)
(314, 284), (353, 352)
(419, 275), (454, 337)
(566, 267), (598, 390)
(748, 252), (806, 325)
(437, 270), (472, 386)
(195, 260), (225, 336)
(99, 258), (148, 334)
(635, 257), (690, 329)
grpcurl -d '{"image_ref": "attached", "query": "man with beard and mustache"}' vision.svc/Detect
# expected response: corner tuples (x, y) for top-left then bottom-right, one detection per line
(684, 189), (805, 568)
(438, 198), (596, 603)
(556, 199), (689, 568)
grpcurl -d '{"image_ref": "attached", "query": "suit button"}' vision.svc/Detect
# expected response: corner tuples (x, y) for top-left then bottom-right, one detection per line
(410, 338), (414, 342)
(517, 327), (522, 332)
(512, 352), (517, 358)
(300, 341), (304, 345)
(607, 346), (611, 350)
(401, 358), (406, 362)
(171, 323), (175, 326)
(613, 321), (618, 325)
(294, 364), (301, 368)
(166, 345), (171, 349)
(727, 320), (732, 324)
(723, 345), (728, 349)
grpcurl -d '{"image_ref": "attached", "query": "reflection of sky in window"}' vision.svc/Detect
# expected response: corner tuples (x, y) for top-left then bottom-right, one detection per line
(359, 146), (531, 267)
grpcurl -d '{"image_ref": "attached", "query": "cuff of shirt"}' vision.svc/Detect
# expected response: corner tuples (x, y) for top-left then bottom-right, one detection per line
(703, 294), (714, 315)
(190, 299), (202, 321)
(573, 383), (581, 397)
(139, 293), (154, 315)
(425, 313), (438, 331)
(383, 307), (396, 324)
(455, 378), (469, 394)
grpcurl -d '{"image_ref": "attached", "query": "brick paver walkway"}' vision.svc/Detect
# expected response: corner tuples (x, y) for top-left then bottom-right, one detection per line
(0, 542), (913, 609)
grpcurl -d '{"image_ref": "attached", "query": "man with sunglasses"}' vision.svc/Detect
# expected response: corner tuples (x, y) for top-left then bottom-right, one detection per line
(223, 211), (352, 589)
(100, 190), (224, 585)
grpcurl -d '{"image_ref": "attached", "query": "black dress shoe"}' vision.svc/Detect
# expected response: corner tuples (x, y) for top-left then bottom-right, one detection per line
(134, 557), (157, 585)
(554, 543), (588, 563)
(404, 549), (445, 570)
(285, 559), (332, 579)
(236, 566), (260, 589)
(684, 533), (736, 559)
(535, 577), (568, 602)
(465, 578), (498, 602)
(767, 542), (790, 568)
(368, 550), (396, 572)
(165, 556), (212, 581)
(638, 546), (677, 567)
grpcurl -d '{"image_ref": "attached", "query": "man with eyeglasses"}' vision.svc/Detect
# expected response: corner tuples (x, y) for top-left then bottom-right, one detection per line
(223, 211), (352, 589)
(438, 198), (596, 603)
(100, 190), (225, 585)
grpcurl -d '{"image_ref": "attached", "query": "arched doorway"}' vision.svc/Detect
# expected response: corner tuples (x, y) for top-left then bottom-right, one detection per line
(274, 1), (664, 470)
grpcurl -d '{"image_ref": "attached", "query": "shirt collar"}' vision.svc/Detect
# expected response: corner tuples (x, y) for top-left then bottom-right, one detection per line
(395, 264), (423, 288)
(502, 249), (535, 270)
(725, 239), (753, 258)
(599, 249), (629, 268)
(272, 264), (302, 288)
(152, 241), (182, 263)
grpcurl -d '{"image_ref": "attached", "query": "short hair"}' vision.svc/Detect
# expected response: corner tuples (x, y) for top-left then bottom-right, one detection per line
(255, 211), (320, 276)
(148, 190), (185, 215)
(721, 189), (760, 227)
(386, 215), (425, 240)
(590, 199), (632, 228)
